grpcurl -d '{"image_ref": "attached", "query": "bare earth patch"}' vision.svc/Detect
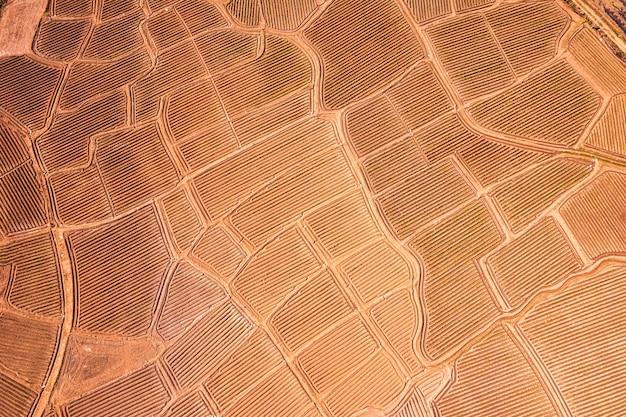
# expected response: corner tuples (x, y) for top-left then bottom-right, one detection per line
(0, 0), (47, 56)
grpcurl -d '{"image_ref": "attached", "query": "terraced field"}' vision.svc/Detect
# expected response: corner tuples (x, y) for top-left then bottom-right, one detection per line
(0, 0), (625, 416)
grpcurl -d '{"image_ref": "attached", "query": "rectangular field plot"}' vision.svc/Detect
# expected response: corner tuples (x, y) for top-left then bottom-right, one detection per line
(519, 264), (626, 417)
(468, 60), (600, 146)
(370, 290), (422, 373)
(426, 14), (514, 101)
(486, 217), (582, 310)
(436, 325), (558, 417)
(362, 138), (427, 194)
(269, 270), (353, 353)
(485, 1), (568, 76)
(194, 117), (338, 220)
(96, 123), (179, 214)
(232, 227), (321, 320)
(377, 159), (475, 239)
(569, 27), (626, 94)
(297, 316), (378, 395)
(340, 240), (412, 304)
(204, 329), (283, 412)
(230, 148), (356, 247)
(68, 206), (171, 336)
(304, 189), (381, 260)
(490, 158), (592, 233)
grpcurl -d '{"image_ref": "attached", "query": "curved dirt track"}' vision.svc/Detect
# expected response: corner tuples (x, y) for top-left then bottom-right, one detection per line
(1, 0), (626, 416)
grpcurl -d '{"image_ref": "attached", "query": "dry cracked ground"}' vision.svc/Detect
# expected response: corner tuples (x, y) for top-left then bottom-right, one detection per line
(0, 0), (626, 416)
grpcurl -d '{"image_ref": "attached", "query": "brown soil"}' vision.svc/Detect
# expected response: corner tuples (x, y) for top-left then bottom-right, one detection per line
(1, 0), (626, 416)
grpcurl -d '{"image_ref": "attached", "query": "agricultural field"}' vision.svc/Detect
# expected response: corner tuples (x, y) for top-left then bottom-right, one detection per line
(0, 0), (625, 416)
